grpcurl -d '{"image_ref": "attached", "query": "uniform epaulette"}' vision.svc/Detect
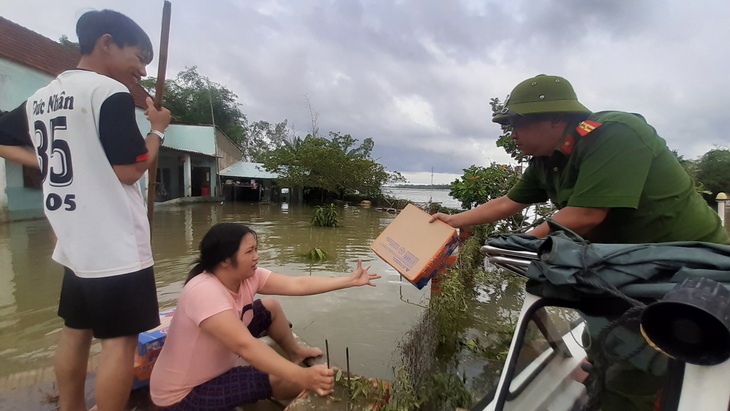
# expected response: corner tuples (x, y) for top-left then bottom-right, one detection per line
(576, 120), (602, 137)
(560, 120), (602, 155)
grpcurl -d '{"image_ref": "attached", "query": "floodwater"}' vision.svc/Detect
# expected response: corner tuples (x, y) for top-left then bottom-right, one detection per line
(383, 187), (462, 210)
(0, 202), (430, 382)
(4, 198), (722, 407)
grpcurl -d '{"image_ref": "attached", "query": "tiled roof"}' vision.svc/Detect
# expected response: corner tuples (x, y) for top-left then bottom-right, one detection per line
(0, 16), (150, 108)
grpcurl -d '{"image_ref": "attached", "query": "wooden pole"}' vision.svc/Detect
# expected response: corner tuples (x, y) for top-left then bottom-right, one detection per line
(147, 0), (172, 225)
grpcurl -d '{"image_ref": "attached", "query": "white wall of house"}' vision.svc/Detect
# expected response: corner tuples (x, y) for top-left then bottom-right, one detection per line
(183, 153), (192, 197)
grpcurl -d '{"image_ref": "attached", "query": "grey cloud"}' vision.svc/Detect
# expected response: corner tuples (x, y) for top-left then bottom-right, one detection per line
(3, 0), (729, 175)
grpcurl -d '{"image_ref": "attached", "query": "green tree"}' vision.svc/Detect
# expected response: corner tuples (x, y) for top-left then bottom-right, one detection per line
(449, 164), (520, 210)
(245, 119), (291, 162)
(58, 35), (80, 53)
(490, 97), (530, 164)
(141, 67), (248, 146)
(695, 148), (730, 198)
(671, 149), (696, 175)
(448, 163), (553, 233)
(671, 149), (711, 195)
(261, 132), (401, 200)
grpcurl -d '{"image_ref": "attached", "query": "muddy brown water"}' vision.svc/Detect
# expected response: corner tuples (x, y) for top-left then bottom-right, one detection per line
(0, 202), (429, 386)
(7, 200), (716, 409)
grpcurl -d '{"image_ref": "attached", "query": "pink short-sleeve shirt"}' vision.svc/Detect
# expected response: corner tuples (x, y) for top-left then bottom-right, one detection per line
(150, 268), (271, 406)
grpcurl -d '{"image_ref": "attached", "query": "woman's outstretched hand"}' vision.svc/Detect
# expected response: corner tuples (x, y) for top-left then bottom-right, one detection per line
(349, 259), (381, 287)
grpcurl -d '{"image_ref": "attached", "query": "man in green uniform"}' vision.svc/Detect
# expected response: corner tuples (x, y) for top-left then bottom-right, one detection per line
(432, 74), (727, 245)
(431, 74), (728, 410)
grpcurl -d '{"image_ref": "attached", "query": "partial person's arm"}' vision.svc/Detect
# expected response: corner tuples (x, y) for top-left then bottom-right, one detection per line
(112, 97), (171, 185)
(527, 206), (608, 238)
(0, 103), (38, 168)
(0, 145), (38, 168)
(200, 309), (334, 396)
(259, 259), (380, 296)
(430, 195), (529, 228)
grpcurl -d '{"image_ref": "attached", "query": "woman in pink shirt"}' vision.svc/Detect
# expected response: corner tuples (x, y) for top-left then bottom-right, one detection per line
(150, 223), (381, 410)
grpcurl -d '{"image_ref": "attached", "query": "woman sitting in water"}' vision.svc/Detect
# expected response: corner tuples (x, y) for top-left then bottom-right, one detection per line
(150, 223), (381, 410)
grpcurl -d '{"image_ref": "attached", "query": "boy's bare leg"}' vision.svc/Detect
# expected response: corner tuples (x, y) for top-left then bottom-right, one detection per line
(260, 298), (322, 364)
(94, 336), (137, 411)
(55, 327), (93, 411)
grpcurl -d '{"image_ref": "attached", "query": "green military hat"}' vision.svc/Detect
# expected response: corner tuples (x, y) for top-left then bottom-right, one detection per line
(492, 74), (591, 125)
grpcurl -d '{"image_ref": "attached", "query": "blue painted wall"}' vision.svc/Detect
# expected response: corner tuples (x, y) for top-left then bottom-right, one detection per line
(0, 59), (53, 221)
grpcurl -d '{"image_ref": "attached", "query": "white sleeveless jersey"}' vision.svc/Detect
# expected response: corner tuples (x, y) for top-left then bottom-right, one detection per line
(25, 70), (153, 278)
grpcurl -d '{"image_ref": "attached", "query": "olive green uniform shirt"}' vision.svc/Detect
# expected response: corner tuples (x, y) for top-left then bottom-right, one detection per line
(507, 111), (728, 244)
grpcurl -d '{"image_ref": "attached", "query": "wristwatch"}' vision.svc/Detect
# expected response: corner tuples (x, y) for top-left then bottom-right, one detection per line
(149, 129), (165, 144)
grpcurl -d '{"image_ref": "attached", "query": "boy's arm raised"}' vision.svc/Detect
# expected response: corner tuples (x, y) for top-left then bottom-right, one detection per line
(112, 97), (170, 185)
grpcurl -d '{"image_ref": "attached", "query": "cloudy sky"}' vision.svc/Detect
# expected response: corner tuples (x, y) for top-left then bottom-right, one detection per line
(2, 0), (729, 184)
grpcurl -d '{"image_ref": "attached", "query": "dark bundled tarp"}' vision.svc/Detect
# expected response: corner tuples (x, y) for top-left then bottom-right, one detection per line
(486, 228), (730, 301)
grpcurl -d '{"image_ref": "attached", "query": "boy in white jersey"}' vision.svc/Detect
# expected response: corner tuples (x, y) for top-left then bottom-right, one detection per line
(0, 10), (171, 411)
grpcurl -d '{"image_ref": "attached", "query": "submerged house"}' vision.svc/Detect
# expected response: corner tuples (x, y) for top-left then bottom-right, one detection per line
(219, 161), (279, 203)
(0, 17), (243, 222)
(153, 124), (243, 201)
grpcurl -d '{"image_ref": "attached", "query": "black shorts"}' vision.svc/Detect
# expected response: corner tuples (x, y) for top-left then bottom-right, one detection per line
(58, 266), (160, 339)
(243, 299), (273, 338)
(160, 366), (272, 410)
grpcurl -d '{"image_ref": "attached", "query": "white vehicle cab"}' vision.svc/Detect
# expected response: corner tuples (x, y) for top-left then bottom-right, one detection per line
(473, 243), (730, 411)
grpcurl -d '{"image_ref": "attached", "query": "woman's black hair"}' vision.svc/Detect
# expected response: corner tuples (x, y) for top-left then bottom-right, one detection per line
(185, 223), (257, 284)
(76, 9), (154, 63)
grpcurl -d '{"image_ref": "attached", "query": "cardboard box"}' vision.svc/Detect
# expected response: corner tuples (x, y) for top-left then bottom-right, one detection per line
(370, 204), (459, 289)
(132, 309), (175, 389)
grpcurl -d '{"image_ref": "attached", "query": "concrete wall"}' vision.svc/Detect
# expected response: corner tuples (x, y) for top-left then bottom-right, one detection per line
(155, 126), (242, 199)
(155, 151), (219, 199)
(215, 129), (243, 170)
(0, 59), (55, 222)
